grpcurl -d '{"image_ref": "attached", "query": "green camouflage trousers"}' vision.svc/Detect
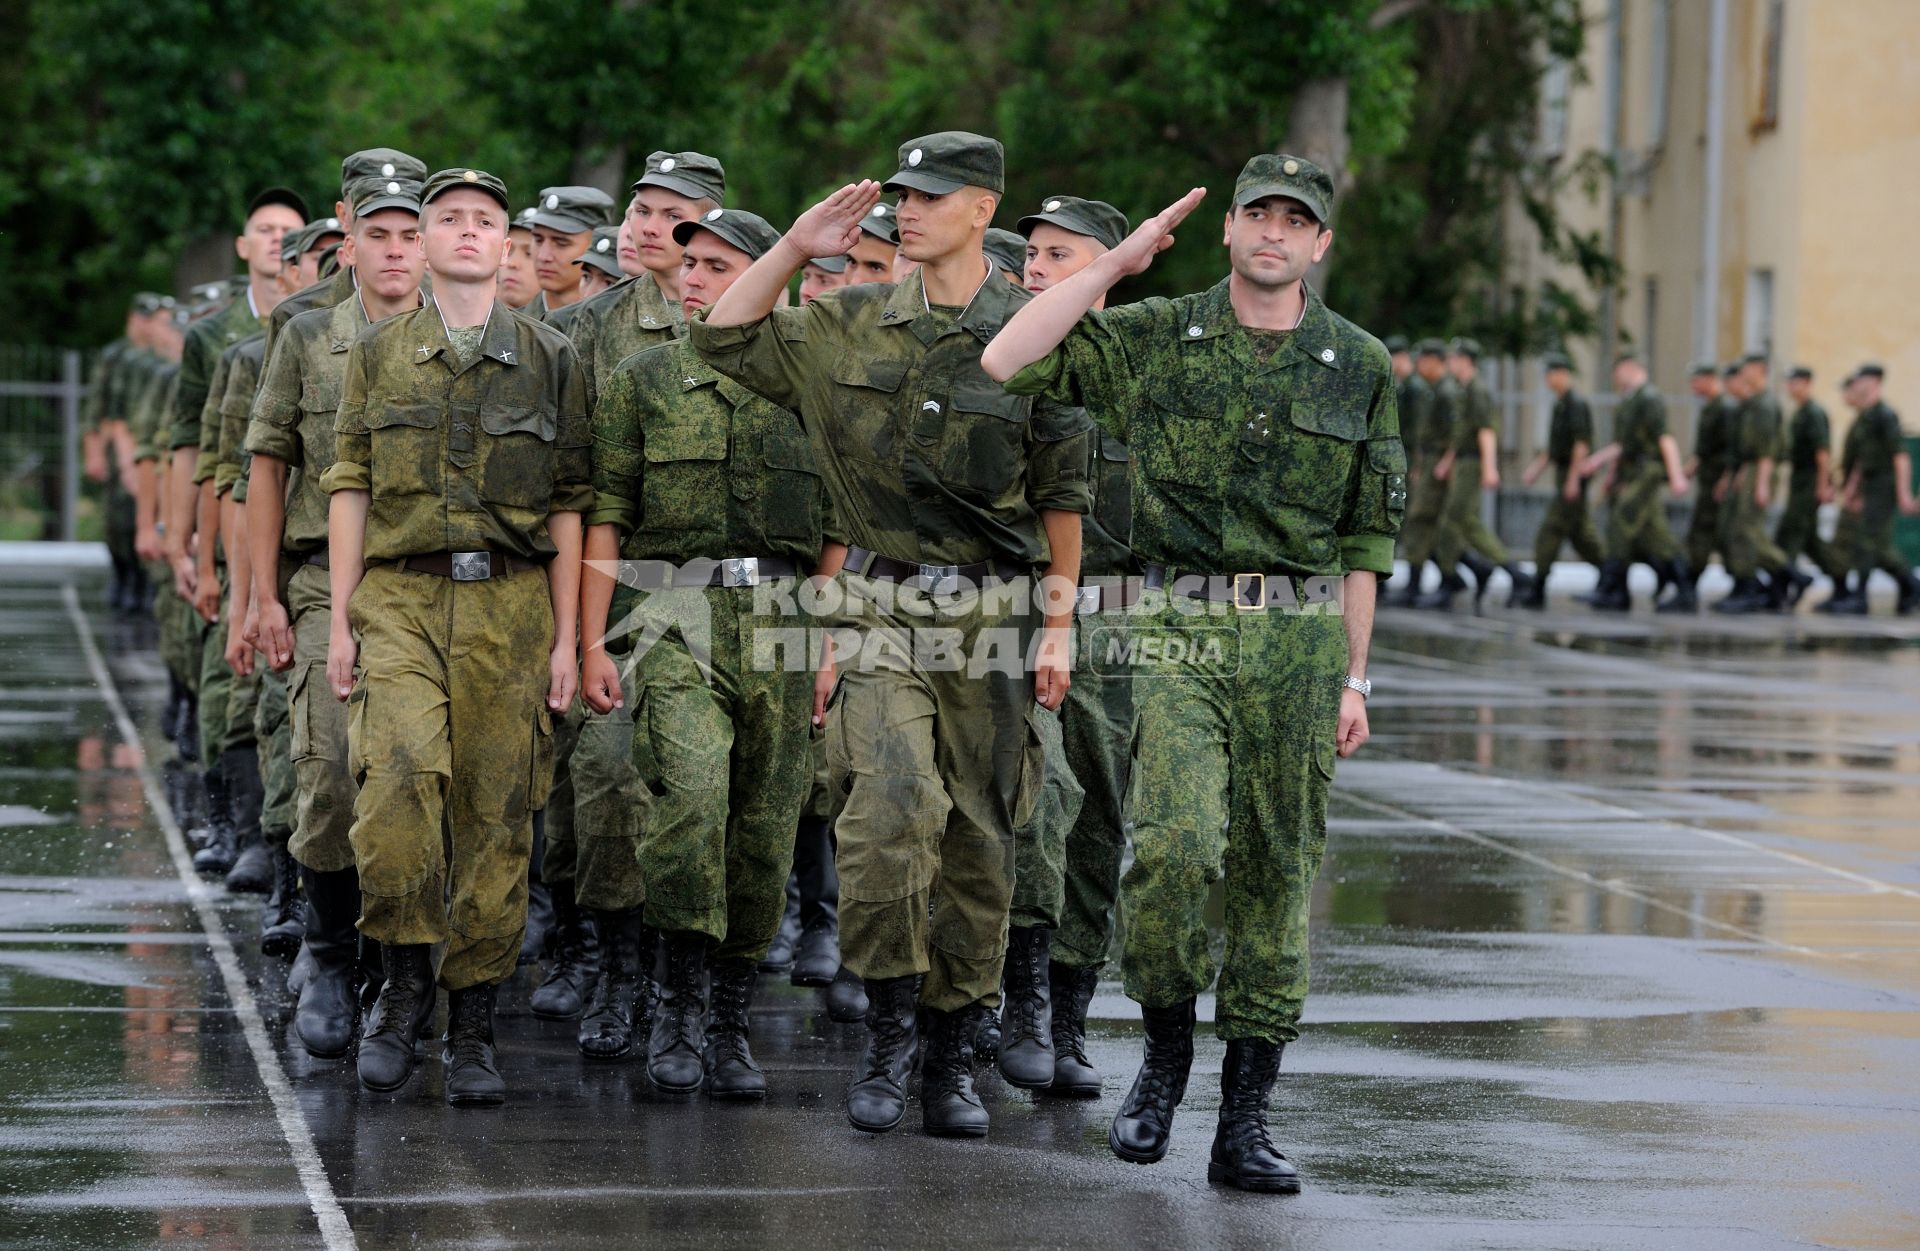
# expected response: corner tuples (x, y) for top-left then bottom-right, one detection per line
(1685, 489), (1723, 571)
(1773, 486), (1847, 579)
(199, 573), (259, 761)
(630, 586), (809, 962)
(540, 703), (583, 889)
(151, 562), (201, 691)
(1121, 600), (1344, 1043)
(1434, 460), (1510, 568)
(802, 726), (838, 823)
(1010, 701), (1082, 931)
(827, 572), (1042, 1012)
(1533, 474), (1604, 572)
(254, 665), (294, 850)
(287, 564), (356, 873)
(1398, 468), (1446, 567)
(1839, 493), (1912, 578)
(344, 562), (554, 990)
(106, 478), (136, 567)
(1604, 468), (1681, 564)
(572, 662), (647, 913)
(1052, 610), (1135, 970)
(1720, 470), (1787, 579)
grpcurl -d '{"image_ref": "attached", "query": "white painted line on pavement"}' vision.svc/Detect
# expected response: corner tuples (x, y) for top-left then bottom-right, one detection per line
(65, 585), (356, 1251)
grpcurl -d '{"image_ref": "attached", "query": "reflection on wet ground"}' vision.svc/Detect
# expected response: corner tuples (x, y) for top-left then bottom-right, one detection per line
(4, 569), (1917, 1249)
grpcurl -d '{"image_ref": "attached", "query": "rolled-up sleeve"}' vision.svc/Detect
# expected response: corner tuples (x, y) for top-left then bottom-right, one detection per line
(588, 367), (643, 533)
(549, 346), (594, 515)
(687, 306), (817, 413)
(320, 343), (372, 494)
(1338, 362), (1405, 575)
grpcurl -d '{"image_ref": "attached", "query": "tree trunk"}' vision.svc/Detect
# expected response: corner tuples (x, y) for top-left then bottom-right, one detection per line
(1283, 76), (1352, 294)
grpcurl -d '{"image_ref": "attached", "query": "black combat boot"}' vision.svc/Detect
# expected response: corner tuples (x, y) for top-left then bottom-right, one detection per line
(443, 983), (506, 1107)
(1413, 570), (1466, 610)
(704, 958), (766, 1100)
(847, 975), (921, 1133)
(578, 910), (652, 1060)
(1501, 562), (1538, 609)
(1589, 560), (1631, 612)
(921, 1005), (990, 1138)
(1459, 553), (1496, 608)
(357, 943), (436, 1091)
(1047, 961), (1103, 1098)
(1655, 560), (1697, 613)
(1897, 571), (1920, 616)
(1784, 566), (1815, 607)
(789, 815), (840, 986)
(294, 865), (362, 1059)
(518, 813), (553, 966)
(1208, 1039), (1300, 1193)
(1819, 574), (1869, 614)
(530, 883), (600, 1019)
(758, 872), (803, 974)
(1108, 998), (1197, 1165)
(259, 843), (305, 959)
(997, 925), (1055, 1090)
(1712, 575), (1767, 614)
(647, 930), (709, 1093)
(191, 753), (237, 876)
(824, 965), (869, 1023)
(1761, 569), (1802, 612)
(222, 747), (272, 894)
(1381, 560), (1428, 609)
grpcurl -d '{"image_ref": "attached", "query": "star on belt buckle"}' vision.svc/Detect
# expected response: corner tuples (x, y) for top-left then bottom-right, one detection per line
(721, 557), (759, 588)
(916, 563), (961, 594)
(1233, 572), (1266, 611)
(450, 551), (493, 581)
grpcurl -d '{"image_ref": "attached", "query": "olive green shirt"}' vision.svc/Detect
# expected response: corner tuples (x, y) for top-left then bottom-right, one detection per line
(170, 292), (260, 450)
(1615, 384), (1668, 477)
(1396, 372), (1432, 464)
(127, 354), (172, 464)
(1547, 390), (1594, 471)
(213, 335), (268, 497)
(1451, 375), (1498, 456)
(590, 334), (825, 567)
(320, 301), (592, 562)
(195, 332), (265, 488)
(87, 338), (133, 430)
(265, 266), (358, 367)
(248, 295), (381, 556)
(1001, 278), (1402, 578)
(1732, 389), (1783, 467)
(1787, 399), (1830, 475)
(570, 273), (685, 413)
(690, 267), (1093, 568)
(1079, 429), (1135, 578)
(1844, 402), (1905, 492)
(1693, 394), (1736, 478)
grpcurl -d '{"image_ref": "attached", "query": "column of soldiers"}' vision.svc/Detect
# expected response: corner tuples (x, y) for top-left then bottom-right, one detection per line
(89, 133), (1429, 1197)
(1373, 338), (1918, 616)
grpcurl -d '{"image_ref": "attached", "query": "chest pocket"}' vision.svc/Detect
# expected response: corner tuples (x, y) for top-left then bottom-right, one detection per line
(1262, 399), (1367, 522)
(942, 381), (1030, 499)
(366, 403), (441, 497)
(826, 356), (907, 465)
(478, 406), (558, 511)
(1140, 381), (1225, 489)
(1093, 433), (1133, 538)
(762, 429), (823, 540)
(641, 412), (727, 532)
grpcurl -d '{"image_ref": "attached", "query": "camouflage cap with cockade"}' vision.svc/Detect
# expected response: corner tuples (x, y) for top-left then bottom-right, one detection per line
(576, 225), (624, 279)
(340, 148), (427, 196)
(671, 207), (783, 261)
(420, 167), (510, 212)
(1232, 152), (1334, 224)
(632, 151), (727, 205)
(1016, 195), (1130, 251)
(883, 131), (1004, 196)
(525, 185), (618, 235)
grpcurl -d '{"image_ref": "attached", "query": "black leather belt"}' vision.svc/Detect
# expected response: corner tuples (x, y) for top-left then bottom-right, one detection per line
(400, 550), (545, 580)
(843, 545), (1024, 592)
(1141, 563), (1340, 611)
(622, 556), (801, 590)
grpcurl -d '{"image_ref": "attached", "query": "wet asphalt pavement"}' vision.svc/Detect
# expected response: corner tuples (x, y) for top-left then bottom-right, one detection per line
(3, 563), (1918, 1250)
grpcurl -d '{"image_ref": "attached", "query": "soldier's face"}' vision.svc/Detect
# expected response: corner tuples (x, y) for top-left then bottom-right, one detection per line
(628, 189), (707, 275)
(893, 188), (995, 263)
(349, 209), (425, 301)
(1417, 354), (1446, 382)
(1022, 224), (1105, 296)
(500, 229), (536, 307)
(798, 262), (844, 305)
(578, 265), (617, 299)
(1689, 375), (1718, 397)
(845, 235), (897, 284)
(531, 225), (591, 294)
(615, 214), (645, 277)
(237, 204), (306, 279)
(1448, 353), (1475, 382)
(1390, 351), (1412, 380)
(422, 190), (509, 284)
(1613, 361), (1643, 392)
(1224, 198), (1329, 290)
(1546, 366), (1571, 395)
(1856, 376), (1882, 405)
(1740, 364), (1767, 393)
(1786, 378), (1811, 402)
(679, 232), (754, 318)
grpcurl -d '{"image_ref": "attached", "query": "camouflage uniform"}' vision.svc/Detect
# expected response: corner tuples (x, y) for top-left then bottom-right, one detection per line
(1685, 393), (1736, 572)
(1395, 371), (1446, 571)
(1433, 374), (1510, 569)
(1774, 397), (1846, 579)
(590, 334), (825, 958)
(1840, 401), (1912, 579)
(320, 299), (591, 990)
(1003, 279), (1403, 1042)
(89, 338), (140, 578)
(1603, 384), (1683, 564)
(1721, 389), (1789, 580)
(1532, 387), (1605, 576)
(193, 332), (266, 765)
(690, 267), (1093, 1011)
(134, 362), (200, 688)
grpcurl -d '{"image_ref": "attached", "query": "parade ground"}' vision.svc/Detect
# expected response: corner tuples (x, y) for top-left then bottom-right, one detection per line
(4, 561), (1917, 1251)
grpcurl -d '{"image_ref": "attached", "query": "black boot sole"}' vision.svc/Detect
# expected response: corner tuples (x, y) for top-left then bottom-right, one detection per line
(923, 1119), (988, 1139)
(1108, 1122), (1172, 1164)
(1044, 1075), (1102, 1099)
(447, 1089), (506, 1107)
(358, 1062), (418, 1093)
(704, 1081), (767, 1102)
(998, 1059), (1056, 1091)
(847, 1096), (906, 1134)
(1207, 1161), (1301, 1193)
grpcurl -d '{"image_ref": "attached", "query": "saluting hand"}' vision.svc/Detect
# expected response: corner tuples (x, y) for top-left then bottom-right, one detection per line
(784, 181), (885, 263)
(1106, 188), (1207, 279)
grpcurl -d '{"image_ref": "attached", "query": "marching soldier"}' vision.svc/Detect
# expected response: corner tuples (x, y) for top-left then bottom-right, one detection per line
(1715, 354), (1802, 613)
(1774, 365), (1848, 594)
(1673, 362), (1734, 610)
(1391, 341), (1453, 606)
(1426, 339), (1535, 608)
(1584, 353), (1692, 611)
(1822, 364), (1920, 614)
(1515, 351), (1602, 609)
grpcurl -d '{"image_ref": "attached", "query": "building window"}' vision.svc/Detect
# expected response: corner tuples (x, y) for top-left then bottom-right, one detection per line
(1754, 0), (1784, 132)
(1539, 56), (1572, 160)
(1643, 277), (1659, 379)
(1744, 268), (1774, 360)
(1647, 0), (1672, 149)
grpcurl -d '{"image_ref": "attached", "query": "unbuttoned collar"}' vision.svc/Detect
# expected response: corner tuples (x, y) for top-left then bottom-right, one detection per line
(1179, 278), (1343, 374)
(413, 298), (521, 368)
(327, 292), (371, 354)
(877, 264), (1017, 344)
(622, 272), (684, 331)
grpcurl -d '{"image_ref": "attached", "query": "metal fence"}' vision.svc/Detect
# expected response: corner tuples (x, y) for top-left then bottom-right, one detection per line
(0, 345), (88, 542)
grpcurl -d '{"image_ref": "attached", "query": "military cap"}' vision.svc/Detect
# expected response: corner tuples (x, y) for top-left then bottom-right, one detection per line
(1016, 195), (1130, 250)
(1543, 350), (1574, 371)
(858, 202), (898, 243)
(983, 228), (1026, 277)
(1855, 361), (1885, 379)
(526, 185), (618, 235)
(1614, 349), (1642, 365)
(1722, 362), (1741, 379)
(671, 207), (783, 261)
(809, 253), (849, 273)
(1787, 364), (1813, 381)
(633, 151), (727, 205)
(247, 186), (309, 221)
(1740, 350), (1769, 368)
(883, 131), (1005, 196)
(317, 243), (342, 279)
(1448, 336), (1483, 361)
(1382, 334), (1410, 355)
(421, 167), (510, 212)
(1688, 361), (1717, 377)
(1415, 338), (1447, 359)
(280, 217), (345, 264)
(132, 292), (171, 315)
(1233, 153), (1334, 224)
(510, 206), (537, 233)
(340, 148), (427, 193)
(577, 225), (624, 279)
(354, 177), (424, 218)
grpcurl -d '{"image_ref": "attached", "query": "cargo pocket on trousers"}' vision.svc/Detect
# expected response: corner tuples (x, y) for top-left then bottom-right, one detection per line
(827, 686), (945, 905)
(529, 705), (555, 810)
(1013, 706), (1048, 831)
(630, 685), (664, 799)
(345, 682), (369, 787)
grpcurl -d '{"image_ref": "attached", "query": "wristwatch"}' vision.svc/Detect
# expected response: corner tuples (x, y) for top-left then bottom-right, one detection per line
(1342, 675), (1371, 700)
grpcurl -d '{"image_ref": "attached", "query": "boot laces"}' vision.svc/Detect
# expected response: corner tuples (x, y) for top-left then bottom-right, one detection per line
(924, 1016), (975, 1097)
(369, 976), (420, 1040)
(447, 1002), (493, 1068)
(1005, 944), (1049, 1039)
